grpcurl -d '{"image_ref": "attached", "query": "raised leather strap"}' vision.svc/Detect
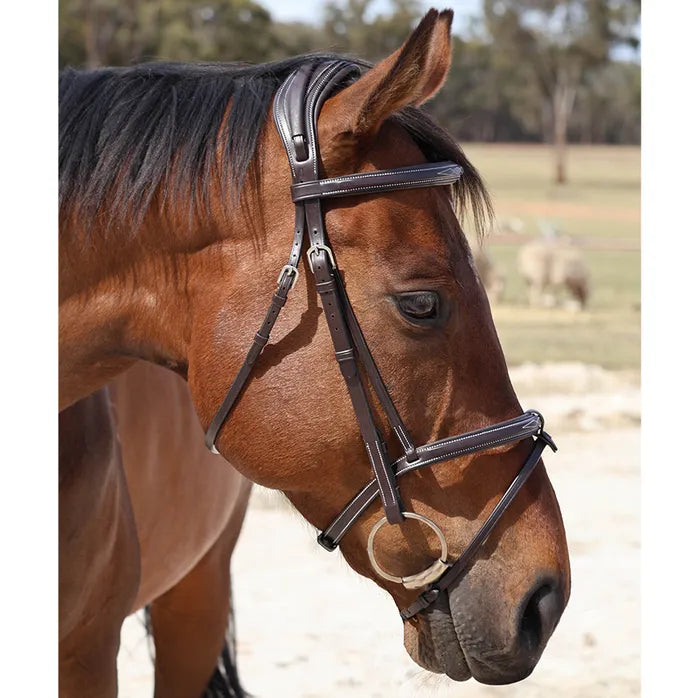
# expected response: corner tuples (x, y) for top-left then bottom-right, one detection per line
(305, 200), (405, 524)
(273, 60), (406, 525)
(335, 275), (417, 460)
(318, 411), (544, 550)
(290, 162), (463, 202)
(400, 432), (555, 621)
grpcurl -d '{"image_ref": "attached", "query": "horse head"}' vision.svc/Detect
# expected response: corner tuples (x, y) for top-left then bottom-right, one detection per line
(59, 8), (570, 685)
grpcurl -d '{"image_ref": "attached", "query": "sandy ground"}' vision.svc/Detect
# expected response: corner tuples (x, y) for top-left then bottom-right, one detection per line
(117, 363), (640, 697)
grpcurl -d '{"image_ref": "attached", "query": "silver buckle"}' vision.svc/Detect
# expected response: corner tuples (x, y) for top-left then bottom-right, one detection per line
(276, 264), (299, 289)
(306, 243), (337, 269)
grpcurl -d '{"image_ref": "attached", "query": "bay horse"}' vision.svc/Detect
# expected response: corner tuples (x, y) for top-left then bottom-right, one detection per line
(59, 9), (570, 696)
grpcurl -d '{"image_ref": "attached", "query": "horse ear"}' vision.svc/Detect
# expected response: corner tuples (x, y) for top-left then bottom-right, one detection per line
(325, 9), (453, 142)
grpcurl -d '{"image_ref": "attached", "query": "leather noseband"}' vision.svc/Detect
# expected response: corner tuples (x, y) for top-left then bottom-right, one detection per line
(205, 60), (556, 621)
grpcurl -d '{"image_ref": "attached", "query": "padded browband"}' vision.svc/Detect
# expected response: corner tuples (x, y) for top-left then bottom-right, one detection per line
(290, 161), (463, 202)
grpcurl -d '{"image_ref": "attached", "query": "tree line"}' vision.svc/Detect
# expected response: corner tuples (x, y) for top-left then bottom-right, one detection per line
(59, 1), (640, 182)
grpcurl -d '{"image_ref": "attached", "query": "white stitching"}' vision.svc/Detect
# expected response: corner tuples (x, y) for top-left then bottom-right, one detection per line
(394, 424), (411, 451)
(417, 415), (539, 454)
(293, 174), (459, 201)
(366, 440), (397, 509)
(324, 480), (377, 540)
(397, 433), (527, 474)
(309, 163), (457, 185)
(305, 63), (340, 177)
(326, 432), (529, 546)
(331, 502), (367, 541)
(273, 74), (299, 179)
(324, 427), (540, 545)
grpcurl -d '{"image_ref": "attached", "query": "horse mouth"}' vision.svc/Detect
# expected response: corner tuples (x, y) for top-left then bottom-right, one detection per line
(406, 582), (558, 685)
(405, 591), (473, 681)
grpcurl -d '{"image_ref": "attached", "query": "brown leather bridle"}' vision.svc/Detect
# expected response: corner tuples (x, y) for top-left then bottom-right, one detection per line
(205, 60), (556, 621)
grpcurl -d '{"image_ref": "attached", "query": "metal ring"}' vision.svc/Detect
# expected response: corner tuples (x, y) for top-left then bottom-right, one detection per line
(367, 512), (450, 590)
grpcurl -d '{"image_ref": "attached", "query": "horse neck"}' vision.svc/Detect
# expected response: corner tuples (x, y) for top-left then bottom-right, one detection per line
(58, 187), (256, 410)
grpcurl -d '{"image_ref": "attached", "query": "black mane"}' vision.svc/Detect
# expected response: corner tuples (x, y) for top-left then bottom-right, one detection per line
(59, 55), (491, 238)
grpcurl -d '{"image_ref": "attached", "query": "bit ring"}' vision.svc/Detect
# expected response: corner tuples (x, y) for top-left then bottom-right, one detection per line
(367, 512), (449, 590)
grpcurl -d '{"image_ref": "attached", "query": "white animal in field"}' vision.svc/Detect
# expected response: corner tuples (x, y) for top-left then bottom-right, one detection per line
(517, 225), (590, 310)
(473, 246), (505, 304)
(497, 217), (525, 235)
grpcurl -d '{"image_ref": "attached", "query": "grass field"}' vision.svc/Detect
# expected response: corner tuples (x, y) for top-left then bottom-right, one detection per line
(459, 144), (640, 371)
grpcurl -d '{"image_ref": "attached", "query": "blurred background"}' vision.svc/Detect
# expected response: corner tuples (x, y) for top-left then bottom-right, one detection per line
(60, 1), (640, 696)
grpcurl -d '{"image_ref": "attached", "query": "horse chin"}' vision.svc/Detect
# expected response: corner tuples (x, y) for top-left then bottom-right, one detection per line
(403, 593), (473, 682)
(403, 587), (544, 685)
(404, 573), (564, 686)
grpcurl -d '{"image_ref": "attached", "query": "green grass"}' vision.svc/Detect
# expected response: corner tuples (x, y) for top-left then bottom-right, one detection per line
(459, 144), (640, 371)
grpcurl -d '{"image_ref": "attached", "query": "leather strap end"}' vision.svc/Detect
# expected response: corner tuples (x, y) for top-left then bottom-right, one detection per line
(400, 587), (440, 621)
(317, 532), (338, 552)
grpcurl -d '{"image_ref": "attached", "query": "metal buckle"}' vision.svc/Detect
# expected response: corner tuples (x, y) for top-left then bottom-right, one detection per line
(276, 264), (299, 289)
(306, 243), (337, 269)
(367, 512), (450, 589)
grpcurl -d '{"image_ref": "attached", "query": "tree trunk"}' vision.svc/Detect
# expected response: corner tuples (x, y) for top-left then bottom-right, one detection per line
(126, 0), (141, 64)
(84, 0), (101, 68)
(553, 107), (567, 184)
(551, 78), (576, 185)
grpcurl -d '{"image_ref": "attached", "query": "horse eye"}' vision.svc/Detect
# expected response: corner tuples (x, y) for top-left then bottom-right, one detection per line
(396, 291), (441, 322)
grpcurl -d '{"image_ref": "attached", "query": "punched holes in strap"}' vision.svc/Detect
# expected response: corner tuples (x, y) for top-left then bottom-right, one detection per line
(310, 248), (405, 525)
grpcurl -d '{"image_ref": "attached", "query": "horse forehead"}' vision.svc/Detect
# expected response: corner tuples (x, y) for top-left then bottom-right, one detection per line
(324, 185), (451, 251)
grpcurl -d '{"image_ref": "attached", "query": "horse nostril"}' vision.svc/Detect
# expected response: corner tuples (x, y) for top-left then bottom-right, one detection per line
(518, 581), (561, 655)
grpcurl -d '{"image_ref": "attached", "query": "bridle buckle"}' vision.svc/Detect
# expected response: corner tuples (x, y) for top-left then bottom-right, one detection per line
(276, 264), (300, 289)
(307, 243), (337, 269)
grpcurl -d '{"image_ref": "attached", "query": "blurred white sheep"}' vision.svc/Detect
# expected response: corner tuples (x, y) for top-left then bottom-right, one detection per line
(473, 246), (505, 304)
(517, 222), (591, 310)
(497, 216), (526, 235)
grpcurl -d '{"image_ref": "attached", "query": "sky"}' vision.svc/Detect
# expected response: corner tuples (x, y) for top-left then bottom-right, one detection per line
(257, 0), (484, 33)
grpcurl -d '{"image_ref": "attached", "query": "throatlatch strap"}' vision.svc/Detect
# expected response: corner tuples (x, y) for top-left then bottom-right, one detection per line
(204, 205), (306, 452)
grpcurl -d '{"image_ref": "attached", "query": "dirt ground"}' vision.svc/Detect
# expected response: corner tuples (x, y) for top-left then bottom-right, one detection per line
(117, 363), (640, 697)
